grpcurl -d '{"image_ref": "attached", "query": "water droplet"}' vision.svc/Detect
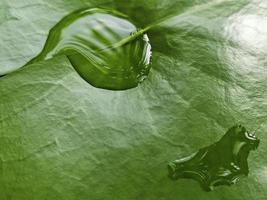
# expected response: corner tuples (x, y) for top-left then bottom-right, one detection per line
(168, 125), (260, 191)
(28, 8), (152, 90)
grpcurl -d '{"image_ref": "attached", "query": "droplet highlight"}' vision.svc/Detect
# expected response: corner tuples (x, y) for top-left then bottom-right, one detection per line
(28, 8), (152, 90)
(168, 125), (260, 191)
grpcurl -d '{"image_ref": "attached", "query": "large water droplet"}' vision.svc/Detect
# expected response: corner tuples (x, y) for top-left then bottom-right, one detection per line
(168, 125), (260, 191)
(28, 8), (152, 90)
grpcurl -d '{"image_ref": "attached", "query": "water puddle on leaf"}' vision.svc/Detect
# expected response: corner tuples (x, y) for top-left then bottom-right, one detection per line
(28, 8), (152, 90)
(168, 125), (260, 191)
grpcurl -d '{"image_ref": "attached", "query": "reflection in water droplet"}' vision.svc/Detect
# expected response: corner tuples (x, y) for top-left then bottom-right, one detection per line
(168, 125), (260, 191)
(28, 8), (152, 90)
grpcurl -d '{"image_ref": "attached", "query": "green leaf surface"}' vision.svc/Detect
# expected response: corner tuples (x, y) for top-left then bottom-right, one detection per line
(1, 0), (267, 199)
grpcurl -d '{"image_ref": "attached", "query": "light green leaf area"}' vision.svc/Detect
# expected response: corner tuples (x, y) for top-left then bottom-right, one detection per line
(1, 0), (267, 199)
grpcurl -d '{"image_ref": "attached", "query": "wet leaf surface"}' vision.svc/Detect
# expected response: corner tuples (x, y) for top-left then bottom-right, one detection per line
(0, 0), (267, 199)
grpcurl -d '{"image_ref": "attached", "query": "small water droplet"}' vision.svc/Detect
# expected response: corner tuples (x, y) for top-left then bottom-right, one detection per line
(28, 8), (152, 90)
(168, 125), (260, 191)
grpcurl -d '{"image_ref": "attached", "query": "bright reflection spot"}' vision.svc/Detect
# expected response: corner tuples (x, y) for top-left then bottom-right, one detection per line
(223, 9), (267, 80)
(225, 14), (267, 54)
